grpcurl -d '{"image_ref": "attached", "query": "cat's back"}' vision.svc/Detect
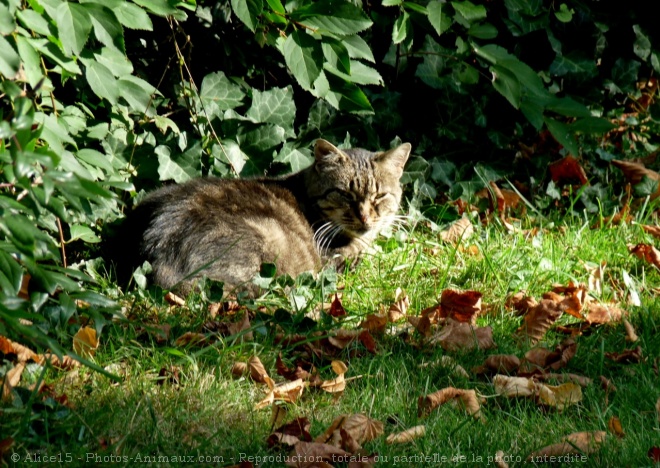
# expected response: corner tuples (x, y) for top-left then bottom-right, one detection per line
(128, 177), (320, 292)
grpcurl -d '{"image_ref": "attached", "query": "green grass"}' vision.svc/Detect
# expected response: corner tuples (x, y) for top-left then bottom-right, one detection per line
(2, 216), (660, 467)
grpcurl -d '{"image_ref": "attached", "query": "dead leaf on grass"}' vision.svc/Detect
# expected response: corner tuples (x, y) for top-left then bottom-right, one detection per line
(494, 450), (509, 468)
(174, 332), (208, 347)
(249, 356), (270, 383)
(586, 262), (606, 295)
(328, 293), (347, 317)
(428, 319), (496, 352)
(231, 362), (247, 378)
(493, 374), (536, 398)
(73, 327), (99, 358)
(386, 425), (426, 444)
(549, 156), (589, 186)
(585, 303), (625, 324)
(276, 354), (315, 382)
(164, 291), (186, 307)
(628, 243), (660, 269)
(649, 447), (660, 463)
(320, 361), (348, 394)
(359, 314), (388, 334)
(527, 431), (607, 460)
(605, 346), (643, 364)
(440, 289), (482, 324)
(388, 288), (409, 322)
(612, 159), (660, 199)
(607, 416), (625, 438)
(474, 354), (521, 375)
(493, 374), (582, 409)
(656, 396), (660, 422)
(623, 319), (638, 342)
(255, 378), (305, 410)
(641, 224), (660, 239)
(418, 387), (482, 420)
(505, 292), (538, 316)
(515, 299), (563, 345)
(1, 362), (25, 401)
(600, 376), (617, 393)
(440, 217), (473, 244)
(287, 441), (349, 468)
(267, 417), (312, 448)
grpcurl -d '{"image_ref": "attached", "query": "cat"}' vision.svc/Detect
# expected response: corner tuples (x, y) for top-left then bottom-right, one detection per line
(113, 139), (411, 294)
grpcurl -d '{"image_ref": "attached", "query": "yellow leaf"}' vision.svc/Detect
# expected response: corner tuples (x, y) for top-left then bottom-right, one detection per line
(73, 327), (98, 358)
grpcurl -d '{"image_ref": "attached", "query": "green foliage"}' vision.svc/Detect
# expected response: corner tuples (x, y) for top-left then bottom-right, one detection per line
(1, 0), (660, 404)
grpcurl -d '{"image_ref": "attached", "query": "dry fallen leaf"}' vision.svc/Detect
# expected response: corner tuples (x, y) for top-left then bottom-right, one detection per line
(505, 292), (538, 316)
(388, 288), (409, 322)
(231, 362), (248, 378)
(418, 387), (482, 420)
(249, 356), (270, 384)
(440, 217), (473, 244)
(359, 314), (388, 334)
(600, 375), (617, 393)
(164, 291), (186, 307)
(286, 441), (349, 468)
(386, 425), (426, 444)
(328, 294), (347, 317)
(255, 378), (305, 410)
(428, 319), (496, 352)
(641, 224), (660, 239)
(320, 361), (348, 394)
(549, 156), (589, 186)
(605, 346), (643, 364)
(612, 159), (660, 200)
(440, 289), (482, 324)
(173, 332), (208, 347)
(479, 354), (521, 375)
(656, 396), (660, 422)
(527, 431), (607, 461)
(515, 299), (564, 345)
(1, 362), (25, 401)
(73, 326), (99, 358)
(494, 450), (509, 468)
(315, 413), (384, 450)
(628, 243), (660, 269)
(586, 262), (606, 295)
(623, 319), (638, 342)
(267, 417), (312, 448)
(493, 374), (582, 409)
(493, 375), (536, 398)
(608, 416), (625, 438)
(585, 303), (625, 324)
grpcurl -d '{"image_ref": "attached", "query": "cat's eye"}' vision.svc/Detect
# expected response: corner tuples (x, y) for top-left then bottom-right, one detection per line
(374, 193), (388, 203)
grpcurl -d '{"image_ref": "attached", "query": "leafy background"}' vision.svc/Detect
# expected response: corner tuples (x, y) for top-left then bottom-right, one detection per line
(1, 0), (660, 405)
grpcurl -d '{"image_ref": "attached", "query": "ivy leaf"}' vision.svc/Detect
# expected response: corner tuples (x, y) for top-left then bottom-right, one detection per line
(550, 52), (597, 77)
(291, 0), (373, 35)
(283, 30), (323, 91)
(633, 25), (651, 61)
(0, 35), (20, 79)
(569, 117), (617, 134)
(231, 0), (263, 33)
(199, 71), (245, 120)
(69, 225), (101, 243)
(237, 124), (286, 154)
(490, 65), (520, 109)
(212, 140), (248, 174)
(428, 1), (453, 36)
(245, 86), (296, 137)
(554, 3), (573, 23)
(156, 144), (200, 183)
(392, 11), (410, 44)
(544, 116), (579, 156)
(275, 144), (313, 172)
(85, 60), (120, 105)
(56, 2), (93, 56)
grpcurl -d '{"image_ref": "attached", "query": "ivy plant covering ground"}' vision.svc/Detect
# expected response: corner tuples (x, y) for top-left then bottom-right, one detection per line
(1, 0), (660, 465)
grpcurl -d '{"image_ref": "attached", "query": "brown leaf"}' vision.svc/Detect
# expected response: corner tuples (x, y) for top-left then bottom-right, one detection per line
(585, 303), (625, 324)
(641, 224), (660, 239)
(549, 156), (589, 186)
(628, 243), (660, 269)
(174, 332), (208, 347)
(527, 431), (607, 460)
(440, 217), (473, 244)
(231, 362), (247, 378)
(440, 289), (482, 324)
(649, 447), (660, 463)
(73, 326), (99, 358)
(428, 319), (496, 352)
(481, 354), (521, 375)
(418, 387), (482, 420)
(316, 413), (384, 449)
(359, 314), (388, 334)
(320, 361), (348, 394)
(388, 288), (409, 322)
(386, 425), (426, 444)
(276, 355), (315, 382)
(328, 293), (347, 317)
(605, 346), (643, 364)
(255, 378), (305, 410)
(164, 291), (186, 307)
(41, 353), (80, 371)
(226, 312), (253, 341)
(1, 362), (25, 401)
(515, 299), (563, 345)
(612, 159), (660, 199)
(586, 262), (606, 295)
(607, 416), (625, 438)
(656, 396), (660, 422)
(535, 382), (582, 409)
(494, 450), (509, 468)
(249, 356), (270, 383)
(623, 319), (638, 342)
(493, 375), (536, 398)
(267, 417), (312, 448)
(286, 441), (349, 467)
(600, 375), (617, 393)
(505, 292), (537, 316)
(0, 336), (14, 356)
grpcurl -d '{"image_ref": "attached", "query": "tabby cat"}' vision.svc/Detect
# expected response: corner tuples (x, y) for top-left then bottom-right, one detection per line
(116, 139), (411, 293)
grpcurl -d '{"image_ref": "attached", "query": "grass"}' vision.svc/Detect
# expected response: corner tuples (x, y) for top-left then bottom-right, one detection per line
(2, 213), (660, 467)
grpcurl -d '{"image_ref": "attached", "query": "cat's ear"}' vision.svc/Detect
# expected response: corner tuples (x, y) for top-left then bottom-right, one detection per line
(375, 143), (411, 178)
(314, 139), (346, 169)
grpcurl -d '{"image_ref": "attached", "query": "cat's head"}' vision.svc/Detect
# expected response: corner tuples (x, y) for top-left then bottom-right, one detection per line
(307, 139), (411, 243)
